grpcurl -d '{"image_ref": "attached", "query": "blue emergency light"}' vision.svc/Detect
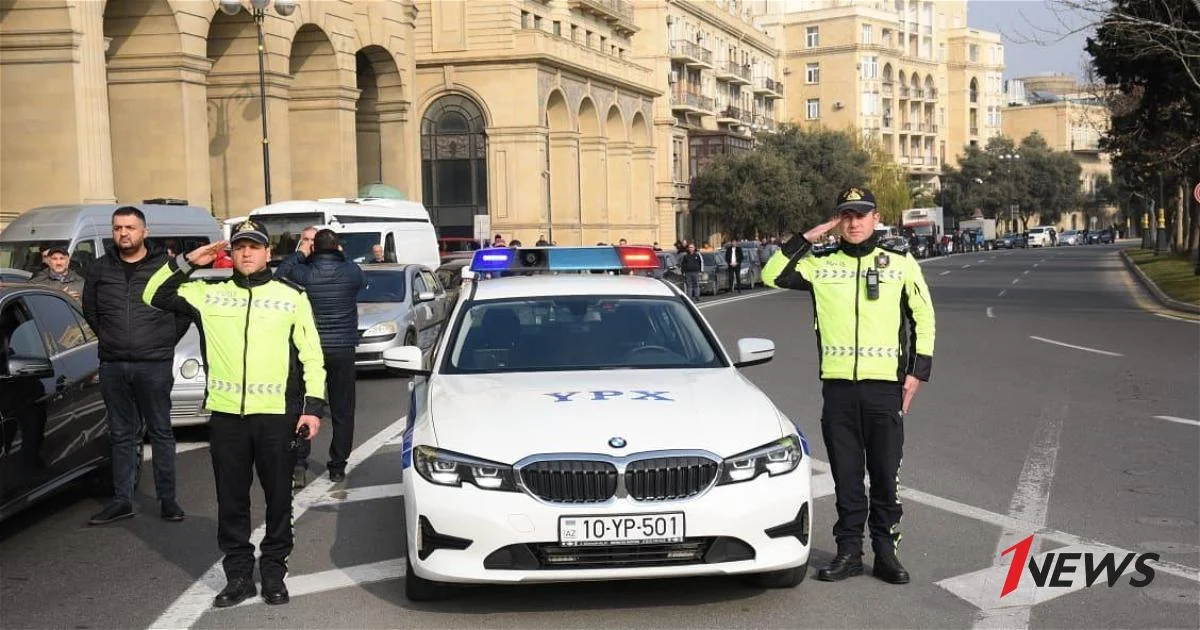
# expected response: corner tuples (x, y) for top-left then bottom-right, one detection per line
(469, 246), (659, 273)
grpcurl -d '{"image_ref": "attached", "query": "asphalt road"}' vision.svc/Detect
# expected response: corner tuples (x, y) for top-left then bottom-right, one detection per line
(1, 243), (1197, 629)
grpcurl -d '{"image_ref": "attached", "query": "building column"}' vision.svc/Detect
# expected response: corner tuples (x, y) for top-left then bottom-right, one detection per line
(0, 1), (115, 217)
(579, 136), (608, 244)
(206, 73), (293, 217)
(482, 125), (548, 244)
(549, 130), (581, 245)
(105, 53), (213, 207)
(289, 85), (361, 202)
(632, 146), (658, 243)
(607, 140), (633, 227)
(376, 100), (416, 197)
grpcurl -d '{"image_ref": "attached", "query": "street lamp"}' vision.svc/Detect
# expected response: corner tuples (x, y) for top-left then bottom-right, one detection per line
(998, 152), (1021, 232)
(217, 0), (298, 206)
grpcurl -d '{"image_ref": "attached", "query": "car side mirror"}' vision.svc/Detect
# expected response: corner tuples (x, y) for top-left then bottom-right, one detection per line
(382, 345), (430, 377)
(5, 355), (54, 379)
(416, 291), (436, 303)
(733, 338), (774, 368)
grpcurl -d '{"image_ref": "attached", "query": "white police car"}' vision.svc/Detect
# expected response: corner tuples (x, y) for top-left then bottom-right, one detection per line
(384, 246), (812, 600)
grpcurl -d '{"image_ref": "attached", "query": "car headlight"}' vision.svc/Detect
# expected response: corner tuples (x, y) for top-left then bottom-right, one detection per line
(717, 435), (803, 485)
(413, 446), (518, 492)
(362, 321), (398, 338)
(179, 358), (202, 380)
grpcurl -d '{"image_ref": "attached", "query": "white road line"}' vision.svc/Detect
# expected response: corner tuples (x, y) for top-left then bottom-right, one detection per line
(1033, 263), (1039, 268)
(1023, 270), (1030, 276)
(230, 559), (406, 608)
(978, 259), (987, 263)
(306, 483), (405, 508)
(997, 289), (1007, 298)
(1011, 278), (1020, 285)
(150, 415), (410, 630)
(962, 264), (971, 269)
(1029, 336), (1124, 357)
(1153, 415), (1200, 428)
(970, 399), (1067, 629)
(696, 289), (782, 309)
(940, 270), (952, 276)
(143, 443), (208, 461)
(1155, 312), (1200, 324)
(986, 307), (995, 319)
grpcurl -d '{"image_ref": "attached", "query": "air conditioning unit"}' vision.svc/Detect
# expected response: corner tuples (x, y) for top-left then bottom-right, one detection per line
(833, 101), (844, 109)
(669, 70), (679, 84)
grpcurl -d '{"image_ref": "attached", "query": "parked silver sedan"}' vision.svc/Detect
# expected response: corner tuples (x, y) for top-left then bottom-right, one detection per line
(170, 269), (230, 427)
(355, 263), (450, 371)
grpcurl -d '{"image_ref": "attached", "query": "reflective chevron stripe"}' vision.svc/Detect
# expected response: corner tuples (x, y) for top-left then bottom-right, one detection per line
(821, 345), (901, 358)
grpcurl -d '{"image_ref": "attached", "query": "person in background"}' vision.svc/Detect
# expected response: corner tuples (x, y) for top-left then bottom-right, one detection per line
(276, 229), (365, 486)
(678, 242), (704, 302)
(30, 245), (84, 300)
(371, 244), (386, 263)
(723, 240), (743, 293)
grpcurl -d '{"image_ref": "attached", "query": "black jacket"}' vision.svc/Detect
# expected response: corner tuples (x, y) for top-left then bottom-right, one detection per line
(679, 252), (704, 273)
(82, 246), (189, 362)
(30, 267), (85, 297)
(275, 250), (366, 349)
(724, 244), (743, 266)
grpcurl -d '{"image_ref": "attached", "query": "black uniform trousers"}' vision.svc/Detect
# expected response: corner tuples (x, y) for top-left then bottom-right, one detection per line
(820, 379), (905, 557)
(209, 411), (296, 581)
(295, 346), (356, 473)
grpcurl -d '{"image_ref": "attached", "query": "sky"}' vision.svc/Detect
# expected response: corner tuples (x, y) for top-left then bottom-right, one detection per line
(967, 0), (1097, 80)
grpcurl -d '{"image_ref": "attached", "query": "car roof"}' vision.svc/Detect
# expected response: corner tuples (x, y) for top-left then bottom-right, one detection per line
(470, 274), (678, 300)
(360, 262), (422, 271)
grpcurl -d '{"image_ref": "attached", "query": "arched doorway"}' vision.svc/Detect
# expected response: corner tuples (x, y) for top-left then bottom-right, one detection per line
(355, 46), (406, 194)
(577, 97), (605, 243)
(545, 90), (577, 244)
(605, 106), (631, 227)
(630, 111), (654, 241)
(420, 94), (488, 238)
(289, 23), (354, 202)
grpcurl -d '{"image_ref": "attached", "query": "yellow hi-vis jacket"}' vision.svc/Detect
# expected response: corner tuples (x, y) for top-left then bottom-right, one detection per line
(143, 255), (328, 418)
(762, 236), (935, 382)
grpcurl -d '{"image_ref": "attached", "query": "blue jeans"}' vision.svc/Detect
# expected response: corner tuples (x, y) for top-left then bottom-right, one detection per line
(684, 272), (702, 299)
(100, 361), (175, 505)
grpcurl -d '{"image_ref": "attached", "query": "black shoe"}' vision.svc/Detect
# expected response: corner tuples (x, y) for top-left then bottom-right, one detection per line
(88, 502), (134, 526)
(213, 577), (256, 608)
(873, 554), (911, 584)
(160, 499), (185, 522)
(292, 467), (307, 490)
(328, 469), (346, 483)
(261, 578), (290, 605)
(816, 553), (864, 582)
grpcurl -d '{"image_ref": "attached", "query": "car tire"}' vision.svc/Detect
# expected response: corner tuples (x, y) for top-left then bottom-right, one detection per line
(747, 561), (808, 589)
(405, 554), (452, 601)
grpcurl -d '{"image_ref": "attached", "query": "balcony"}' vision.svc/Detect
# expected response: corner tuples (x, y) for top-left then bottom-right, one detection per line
(926, 87), (938, 99)
(927, 123), (939, 133)
(753, 76), (783, 98)
(912, 88), (925, 99)
(715, 60), (752, 85)
(910, 156), (925, 165)
(922, 24), (932, 35)
(882, 116), (893, 130)
(670, 40), (713, 68)
(568, 0), (639, 34)
(970, 126), (979, 136)
(754, 114), (777, 132)
(717, 105), (742, 124)
(671, 87), (714, 114)
(899, 86), (911, 98)
(969, 91), (978, 104)
(883, 82), (893, 96)
(1071, 140), (1101, 154)
(902, 121), (913, 131)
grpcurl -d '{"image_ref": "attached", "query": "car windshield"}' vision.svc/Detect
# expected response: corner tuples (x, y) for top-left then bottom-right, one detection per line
(1030, 228), (1046, 234)
(0, 240), (69, 273)
(442, 296), (724, 373)
(251, 213), (325, 261)
(357, 270), (406, 303)
(340, 232), (384, 263)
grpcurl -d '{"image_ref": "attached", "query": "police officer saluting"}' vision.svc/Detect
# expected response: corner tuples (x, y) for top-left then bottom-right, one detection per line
(762, 187), (935, 585)
(143, 219), (327, 607)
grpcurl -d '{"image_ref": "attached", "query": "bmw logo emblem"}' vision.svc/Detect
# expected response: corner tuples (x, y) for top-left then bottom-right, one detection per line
(608, 437), (627, 449)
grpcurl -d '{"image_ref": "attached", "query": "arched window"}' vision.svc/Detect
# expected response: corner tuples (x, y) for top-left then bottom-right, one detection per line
(420, 94), (488, 238)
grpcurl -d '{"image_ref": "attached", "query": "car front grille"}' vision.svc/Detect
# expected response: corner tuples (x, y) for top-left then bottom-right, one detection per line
(169, 400), (207, 420)
(533, 538), (713, 568)
(625, 456), (720, 501)
(519, 460), (618, 503)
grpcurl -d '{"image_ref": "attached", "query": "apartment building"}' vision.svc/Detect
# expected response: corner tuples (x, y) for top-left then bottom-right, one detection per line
(1003, 74), (1117, 232)
(632, 0), (785, 243)
(760, 0), (1003, 189)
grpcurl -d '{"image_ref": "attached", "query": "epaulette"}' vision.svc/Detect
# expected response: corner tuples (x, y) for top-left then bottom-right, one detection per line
(276, 277), (306, 293)
(877, 242), (908, 256)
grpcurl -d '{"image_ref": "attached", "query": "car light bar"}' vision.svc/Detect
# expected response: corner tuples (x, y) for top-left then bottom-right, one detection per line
(469, 246), (659, 273)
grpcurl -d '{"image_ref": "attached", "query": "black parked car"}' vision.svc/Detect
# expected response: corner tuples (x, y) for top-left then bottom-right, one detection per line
(652, 251), (686, 291)
(0, 284), (117, 522)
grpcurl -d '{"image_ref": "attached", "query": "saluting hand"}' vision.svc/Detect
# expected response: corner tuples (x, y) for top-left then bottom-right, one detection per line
(186, 241), (229, 267)
(803, 217), (842, 243)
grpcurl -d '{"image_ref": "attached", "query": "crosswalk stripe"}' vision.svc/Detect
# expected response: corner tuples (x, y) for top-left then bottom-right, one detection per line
(306, 483), (405, 508)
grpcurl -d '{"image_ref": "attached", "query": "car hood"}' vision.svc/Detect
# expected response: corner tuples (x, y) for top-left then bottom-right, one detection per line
(357, 302), (405, 328)
(426, 369), (789, 463)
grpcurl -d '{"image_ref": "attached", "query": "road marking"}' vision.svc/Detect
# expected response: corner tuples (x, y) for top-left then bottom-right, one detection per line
(1153, 415), (1200, 428)
(1033, 263), (1039, 268)
(230, 559), (406, 608)
(150, 415), (410, 630)
(978, 259), (987, 263)
(962, 264), (971, 269)
(970, 399), (1067, 629)
(1155, 313), (1200, 324)
(307, 483), (405, 508)
(997, 289), (1007, 297)
(697, 289), (782, 309)
(940, 270), (952, 276)
(1029, 336), (1124, 357)
(986, 307), (995, 319)
(143, 442), (208, 461)
(1023, 270), (1030, 275)
(1012, 278), (1020, 285)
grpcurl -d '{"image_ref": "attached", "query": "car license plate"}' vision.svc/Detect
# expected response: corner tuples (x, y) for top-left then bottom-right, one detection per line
(558, 513), (685, 547)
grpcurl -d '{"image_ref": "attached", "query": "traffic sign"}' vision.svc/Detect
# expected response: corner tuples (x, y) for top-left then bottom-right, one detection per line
(1193, 182), (1200, 205)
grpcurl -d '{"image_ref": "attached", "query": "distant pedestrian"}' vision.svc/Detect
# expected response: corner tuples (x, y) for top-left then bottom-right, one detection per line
(82, 207), (189, 526)
(276, 229), (365, 486)
(724, 241), (743, 293)
(30, 245), (84, 300)
(679, 243), (704, 301)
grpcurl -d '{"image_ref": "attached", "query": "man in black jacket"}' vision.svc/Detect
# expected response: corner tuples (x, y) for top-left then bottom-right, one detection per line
(82, 207), (190, 525)
(276, 229), (366, 485)
(724, 241), (744, 293)
(678, 243), (704, 301)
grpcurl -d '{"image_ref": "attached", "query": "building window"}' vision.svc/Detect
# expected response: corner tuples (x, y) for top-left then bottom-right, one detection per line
(585, 30), (593, 48)
(862, 55), (878, 78)
(534, 15), (542, 30)
(570, 24), (578, 42)
(969, 44), (978, 62)
(806, 98), (820, 120)
(672, 136), (686, 183)
(600, 35), (607, 51)
(553, 21), (561, 36)
(521, 11), (529, 29)
(806, 26), (820, 48)
(420, 94), (488, 238)
(861, 23), (871, 44)
(806, 62), (820, 84)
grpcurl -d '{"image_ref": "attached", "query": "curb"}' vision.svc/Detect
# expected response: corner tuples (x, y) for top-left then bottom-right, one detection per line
(1119, 248), (1200, 315)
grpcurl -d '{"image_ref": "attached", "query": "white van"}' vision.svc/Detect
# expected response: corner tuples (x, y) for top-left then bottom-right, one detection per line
(327, 221), (440, 270)
(0, 200), (221, 275)
(244, 198), (435, 263)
